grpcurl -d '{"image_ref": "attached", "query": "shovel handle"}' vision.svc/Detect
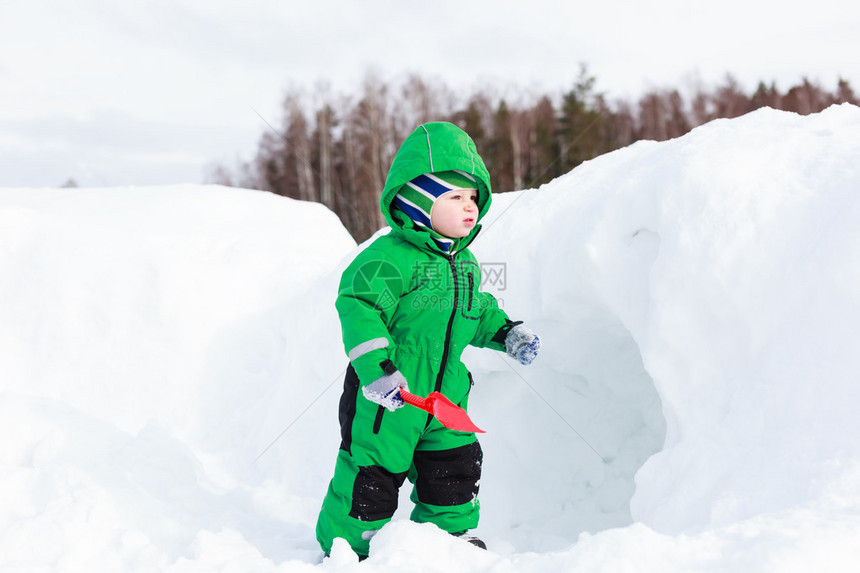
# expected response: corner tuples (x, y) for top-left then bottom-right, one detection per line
(399, 389), (426, 410)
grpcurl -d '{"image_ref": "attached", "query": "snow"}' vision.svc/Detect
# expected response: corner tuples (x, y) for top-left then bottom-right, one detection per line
(2, 104), (860, 572)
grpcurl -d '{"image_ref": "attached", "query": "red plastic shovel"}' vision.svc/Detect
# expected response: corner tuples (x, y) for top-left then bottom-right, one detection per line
(399, 389), (485, 433)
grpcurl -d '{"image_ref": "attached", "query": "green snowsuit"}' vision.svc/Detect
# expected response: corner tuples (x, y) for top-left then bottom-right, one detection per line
(315, 122), (516, 557)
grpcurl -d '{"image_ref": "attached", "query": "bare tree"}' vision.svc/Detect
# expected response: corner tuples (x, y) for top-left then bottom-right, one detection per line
(255, 130), (291, 197)
(690, 89), (711, 127)
(283, 96), (315, 202)
(312, 83), (337, 211)
(638, 91), (668, 141)
(783, 78), (831, 115)
(713, 74), (752, 119)
(204, 162), (233, 186)
(608, 99), (636, 150)
(529, 95), (560, 186)
(665, 90), (690, 139)
(339, 72), (394, 239)
(238, 69), (858, 242)
(511, 108), (535, 190)
(396, 74), (455, 132)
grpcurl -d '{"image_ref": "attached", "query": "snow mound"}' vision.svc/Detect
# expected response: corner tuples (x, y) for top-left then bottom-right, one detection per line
(475, 103), (860, 537)
(2, 105), (860, 572)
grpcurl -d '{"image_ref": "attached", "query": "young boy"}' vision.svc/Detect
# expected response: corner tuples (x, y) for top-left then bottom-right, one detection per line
(316, 121), (540, 559)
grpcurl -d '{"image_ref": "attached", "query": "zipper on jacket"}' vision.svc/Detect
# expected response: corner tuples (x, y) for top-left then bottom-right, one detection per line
(430, 254), (459, 414)
(467, 272), (474, 312)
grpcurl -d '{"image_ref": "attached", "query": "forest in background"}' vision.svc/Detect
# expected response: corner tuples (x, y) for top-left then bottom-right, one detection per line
(211, 66), (859, 242)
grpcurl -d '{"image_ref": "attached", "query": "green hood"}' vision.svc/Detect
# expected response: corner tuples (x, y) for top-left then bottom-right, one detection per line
(381, 122), (492, 251)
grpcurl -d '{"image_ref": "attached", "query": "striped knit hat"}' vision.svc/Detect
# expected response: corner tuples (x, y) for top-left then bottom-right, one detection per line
(392, 170), (478, 251)
(392, 169), (477, 229)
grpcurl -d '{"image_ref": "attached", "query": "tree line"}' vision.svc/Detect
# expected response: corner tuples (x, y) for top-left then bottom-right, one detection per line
(212, 66), (858, 242)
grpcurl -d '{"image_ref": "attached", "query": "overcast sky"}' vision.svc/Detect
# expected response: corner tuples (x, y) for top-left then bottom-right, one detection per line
(2, 0), (858, 188)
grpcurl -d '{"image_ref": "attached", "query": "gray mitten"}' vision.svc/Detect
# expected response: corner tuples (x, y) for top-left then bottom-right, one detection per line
(505, 324), (541, 365)
(362, 370), (409, 411)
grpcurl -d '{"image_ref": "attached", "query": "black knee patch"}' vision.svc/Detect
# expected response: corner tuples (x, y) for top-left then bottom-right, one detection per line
(349, 465), (408, 522)
(413, 441), (483, 507)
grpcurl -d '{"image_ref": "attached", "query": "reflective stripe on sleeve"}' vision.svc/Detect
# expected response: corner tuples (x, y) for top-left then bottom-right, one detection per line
(347, 337), (390, 361)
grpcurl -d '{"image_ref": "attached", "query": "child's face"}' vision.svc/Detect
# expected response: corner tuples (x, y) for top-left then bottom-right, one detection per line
(430, 189), (479, 238)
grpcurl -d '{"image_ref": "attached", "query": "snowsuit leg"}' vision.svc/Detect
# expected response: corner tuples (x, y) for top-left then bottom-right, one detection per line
(409, 439), (482, 533)
(315, 366), (481, 557)
(315, 449), (407, 557)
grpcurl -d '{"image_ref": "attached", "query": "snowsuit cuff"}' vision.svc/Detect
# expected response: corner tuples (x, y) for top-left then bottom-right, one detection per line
(491, 320), (523, 346)
(350, 348), (396, 387)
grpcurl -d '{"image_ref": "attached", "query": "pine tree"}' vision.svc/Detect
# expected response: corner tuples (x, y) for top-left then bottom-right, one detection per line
(750, 81), (780, 110)
(558, 64), (604, 169)
(835, 78), (858, 105)
(489, 100), (515, 192)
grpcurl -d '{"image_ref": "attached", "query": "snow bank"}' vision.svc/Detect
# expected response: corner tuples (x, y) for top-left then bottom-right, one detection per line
(0, 185), (357, 569)
(2, 105), (860, 572)
(476, 103), (860, 538)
